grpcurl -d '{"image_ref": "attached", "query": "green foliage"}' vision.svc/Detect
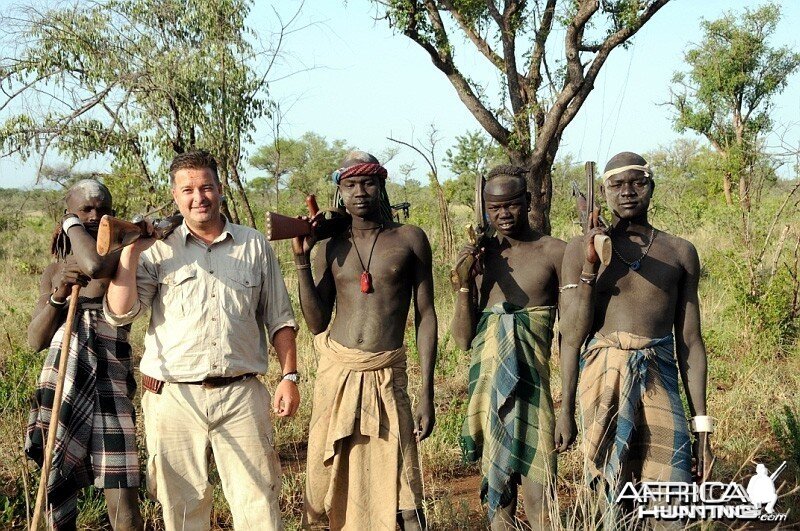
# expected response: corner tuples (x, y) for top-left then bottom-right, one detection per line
(769, 405), (800, 479)
(442, 131), (507, 209)
(249, 133), (350, 213)
(670, 3), (800, 180)
(0, 0), (279, 224)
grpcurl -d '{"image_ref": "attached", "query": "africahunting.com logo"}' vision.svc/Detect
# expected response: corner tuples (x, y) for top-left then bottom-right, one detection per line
(616, 461), (789, 522)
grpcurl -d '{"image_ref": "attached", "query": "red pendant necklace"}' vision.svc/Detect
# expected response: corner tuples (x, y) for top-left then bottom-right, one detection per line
(351, 224), (383, 293)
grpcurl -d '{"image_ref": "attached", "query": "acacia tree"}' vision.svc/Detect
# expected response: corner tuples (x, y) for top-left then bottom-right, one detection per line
(375, 0), (670, 233)
(669, 3), (800, 209)
(669, 3), (800, 301)
(0, 0), (297, 225)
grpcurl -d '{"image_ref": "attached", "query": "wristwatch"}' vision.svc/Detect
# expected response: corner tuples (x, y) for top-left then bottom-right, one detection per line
(282, 371), (299, 383)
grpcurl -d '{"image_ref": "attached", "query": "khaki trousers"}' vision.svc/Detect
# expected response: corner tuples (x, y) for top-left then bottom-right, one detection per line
(142, 377), (283, 531)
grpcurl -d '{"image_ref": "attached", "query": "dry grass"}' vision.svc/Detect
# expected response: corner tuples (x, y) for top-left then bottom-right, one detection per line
(1, 192), (799, 529)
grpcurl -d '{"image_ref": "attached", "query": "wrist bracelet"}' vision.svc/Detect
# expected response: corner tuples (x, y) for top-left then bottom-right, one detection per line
(458, 287), (470, 293)
(282, 371), (299, 383)
(579, 273), (597, 286)
(49, 294), (68, 308)
(690, 415), (715, 433)
(295, 263), (311, 270)
(62, 216), (83, 233)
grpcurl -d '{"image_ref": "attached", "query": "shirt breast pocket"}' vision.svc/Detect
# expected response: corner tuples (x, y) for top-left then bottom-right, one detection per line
(159, 266), (197, 319)
(222, 269), (262, 321)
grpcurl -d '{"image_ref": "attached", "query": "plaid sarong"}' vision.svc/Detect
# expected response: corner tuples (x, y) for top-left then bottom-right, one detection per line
(25, 307), (139, 529)
(578, 331), (692, 491)
(460, 303), (556, 520)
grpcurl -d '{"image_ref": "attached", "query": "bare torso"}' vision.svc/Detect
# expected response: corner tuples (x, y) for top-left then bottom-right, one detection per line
(477, 235), (564, 310)
(589, 230), (692, 337)
(323, 223), (424, 351)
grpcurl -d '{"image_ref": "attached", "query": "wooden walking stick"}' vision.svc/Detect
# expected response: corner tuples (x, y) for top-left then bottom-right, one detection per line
(30, 284), (81, 531)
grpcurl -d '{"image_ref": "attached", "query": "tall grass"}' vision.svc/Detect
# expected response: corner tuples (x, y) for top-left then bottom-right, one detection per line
(1, 179), (799, 529)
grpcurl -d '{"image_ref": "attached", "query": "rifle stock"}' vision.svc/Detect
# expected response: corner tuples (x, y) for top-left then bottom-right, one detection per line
(264, 194), (349, 241)
(449, 174), (491, 290)
(96, 214), (183, 256)
(583, 162), (612, 266)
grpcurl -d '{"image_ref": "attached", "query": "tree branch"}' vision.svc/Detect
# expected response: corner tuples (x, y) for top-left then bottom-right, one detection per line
(439, 0), (504, 71)
(401, 1), (511, 147)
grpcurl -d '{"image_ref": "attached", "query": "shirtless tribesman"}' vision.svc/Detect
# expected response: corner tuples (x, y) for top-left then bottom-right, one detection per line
(451, 165), (569, 530)
(560, 152), (713, 507)
(27, 180), (142, 530)
(293, 151), (437, 530)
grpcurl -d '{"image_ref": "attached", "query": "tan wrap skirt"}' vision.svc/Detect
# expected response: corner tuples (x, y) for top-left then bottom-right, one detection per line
(304, 333), (423, 530)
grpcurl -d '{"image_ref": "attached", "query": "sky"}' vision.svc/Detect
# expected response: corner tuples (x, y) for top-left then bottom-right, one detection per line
(1, 0), (799, 188)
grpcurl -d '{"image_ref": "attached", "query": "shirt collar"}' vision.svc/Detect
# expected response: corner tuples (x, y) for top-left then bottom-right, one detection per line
(178, 216), (235, 245)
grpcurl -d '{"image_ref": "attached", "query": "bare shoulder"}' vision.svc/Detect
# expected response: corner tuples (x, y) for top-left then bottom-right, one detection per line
(536, 234), (566, 267)
(659, 230), (700, 271)
(539, 234), (567, 253)
(395, 223), (432, 249)
(563, 234), (585, 264)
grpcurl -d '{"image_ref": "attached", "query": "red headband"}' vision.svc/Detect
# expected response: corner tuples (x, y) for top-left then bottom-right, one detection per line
(334, 163), (388, 184)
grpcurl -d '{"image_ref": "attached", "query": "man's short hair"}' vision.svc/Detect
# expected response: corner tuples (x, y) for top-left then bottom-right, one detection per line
(486, 165), (528, 193)
(169, 150), (220, 186)
(66, 179), (112, 206)
(340, 150), (380, 169)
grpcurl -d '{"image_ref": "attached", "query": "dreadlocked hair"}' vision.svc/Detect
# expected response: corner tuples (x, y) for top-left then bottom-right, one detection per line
(50, 224), (70, 261)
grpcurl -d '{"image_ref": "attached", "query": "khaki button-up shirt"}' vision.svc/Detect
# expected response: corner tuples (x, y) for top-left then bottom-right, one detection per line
(104, 220), (297, 381)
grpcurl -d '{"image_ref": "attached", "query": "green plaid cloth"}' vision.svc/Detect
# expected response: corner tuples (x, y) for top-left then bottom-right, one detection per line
(460, 303), (556, 519)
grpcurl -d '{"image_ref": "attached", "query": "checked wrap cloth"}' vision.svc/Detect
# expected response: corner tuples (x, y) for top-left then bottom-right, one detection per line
(25, 307), (138, 529)
(578, 331), (692, 490)
(460, 303), (557, 520)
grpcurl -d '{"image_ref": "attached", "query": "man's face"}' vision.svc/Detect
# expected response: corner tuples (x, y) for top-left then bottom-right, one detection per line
(66, 192), (113, 235)
(171, 167), (223, 227)
(338, 174), (382, 218)
(602, 169), (653, 220)
(484, 176), (529, 237)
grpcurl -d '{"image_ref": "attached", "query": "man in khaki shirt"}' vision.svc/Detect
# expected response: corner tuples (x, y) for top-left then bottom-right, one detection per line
(105, 150), (299, 530)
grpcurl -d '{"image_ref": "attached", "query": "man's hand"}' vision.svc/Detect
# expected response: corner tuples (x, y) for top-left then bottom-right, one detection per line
(53, 263), (91, 300)
(291, 212), (325, 258)
(553, 411), (577, 453)
(128, 219), (157, 254)
(693, 433), (714, 483)
(584, 208), (607, 268)
(452, 244), (481, 289)
(414, 395), (435, 442)
(273, 380), (300, 417)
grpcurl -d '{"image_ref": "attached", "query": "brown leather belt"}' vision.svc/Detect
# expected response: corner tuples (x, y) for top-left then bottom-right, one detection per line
(142, 373), (256, 394)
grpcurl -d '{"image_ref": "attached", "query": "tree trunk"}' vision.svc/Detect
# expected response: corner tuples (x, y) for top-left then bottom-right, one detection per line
(723, 172), (734, 206)
(526, 161), (553, 235)
(218, 166), (239, 224)
(739, 173), (751, 212)
(229, 164), (256, 227)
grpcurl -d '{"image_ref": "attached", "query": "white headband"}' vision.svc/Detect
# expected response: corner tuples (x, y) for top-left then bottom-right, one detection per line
(602, 164), (651, 182)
